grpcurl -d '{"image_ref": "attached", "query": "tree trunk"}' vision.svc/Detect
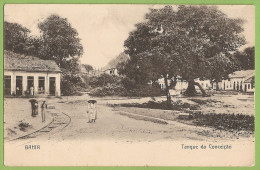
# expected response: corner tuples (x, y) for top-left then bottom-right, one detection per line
(216, 81), (219, 91)
(163, 76), (171, 106)
(194, 82), (207, 96)
(170, 76), (177, 90)
(184, 80), (197, 96)
(184, 80), (207, 97)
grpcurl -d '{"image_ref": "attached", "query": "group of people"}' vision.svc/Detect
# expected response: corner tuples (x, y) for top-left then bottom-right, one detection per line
(29, 98), (98, 124)
(29, 99), (47, 122)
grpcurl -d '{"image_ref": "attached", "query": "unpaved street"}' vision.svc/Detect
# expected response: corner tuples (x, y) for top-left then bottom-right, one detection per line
(5, 94), (254, 144)
(4, 95), (255, 166)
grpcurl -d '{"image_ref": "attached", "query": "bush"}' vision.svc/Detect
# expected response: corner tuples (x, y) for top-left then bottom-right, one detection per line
(125, 85), (165, 97)
(117, 100), (200, 111)
(121, 77), (137, 90)
(61, 73), (86, 96)
(89, 74), (121, 88)
(89, 84), (126, 97)
(180, 113), (255, 132)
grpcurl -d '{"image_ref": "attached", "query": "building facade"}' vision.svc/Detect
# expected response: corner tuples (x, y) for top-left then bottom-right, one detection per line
(157, 70), (255, 94)
(4, 51), (61, 97)
(104, 68), (118, 76)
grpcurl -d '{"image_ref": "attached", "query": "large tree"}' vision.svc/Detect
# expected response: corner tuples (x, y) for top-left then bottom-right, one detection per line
(232, 46), (255, 70)
(123, 5), (246, 103)
(4, 21), (30, 54)
(38, 14), (83, 68)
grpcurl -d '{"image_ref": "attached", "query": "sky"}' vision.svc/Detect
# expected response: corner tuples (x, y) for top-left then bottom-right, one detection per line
(4, 4), (255, 68)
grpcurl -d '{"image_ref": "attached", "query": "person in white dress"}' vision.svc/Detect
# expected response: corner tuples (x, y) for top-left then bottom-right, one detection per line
(87, 100), (97, 123)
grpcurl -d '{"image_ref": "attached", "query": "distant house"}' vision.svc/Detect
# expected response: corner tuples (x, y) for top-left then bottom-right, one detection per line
(157, 70), (255, 94)
(104, 68), (118, 76)
(221, 70), (255, 92)
(4, 51), (61, 96)
(158, 77), (211, 92)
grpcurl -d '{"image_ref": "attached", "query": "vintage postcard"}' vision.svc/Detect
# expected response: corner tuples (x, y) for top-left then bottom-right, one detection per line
(3, 4), (255, 166)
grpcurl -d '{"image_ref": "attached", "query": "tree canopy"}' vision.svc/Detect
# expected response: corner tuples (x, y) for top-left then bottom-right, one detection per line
(38, 14), (83, 69)
(122, 5), (246, 98)
(232, 46), (255, 70)
(4, 21), (30, 54)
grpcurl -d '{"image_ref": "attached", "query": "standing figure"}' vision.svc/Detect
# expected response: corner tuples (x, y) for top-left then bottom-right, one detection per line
(35, 100), (39, 115)
(29, 99), (37, 117)
(30, 86), (34, 96)
(41, 101), (47, 122)
(87, 100), (97, 123)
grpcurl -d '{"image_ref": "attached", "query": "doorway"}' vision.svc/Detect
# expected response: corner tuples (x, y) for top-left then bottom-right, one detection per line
(49, 77), (56, 95)
(38, 77), (45, 94)
(4, 76), (11, 95)
(16, 76), (23, 95)
(27, 76), (34, 95)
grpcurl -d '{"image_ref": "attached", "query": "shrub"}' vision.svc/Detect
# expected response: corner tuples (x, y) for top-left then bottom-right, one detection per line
(61, 73), (86, 96)
(89, 74), (120, 88)
(89, 84), (126, 97)
(125, 85), (165, 97)
(117, 100), (200, 111)
(186, 113), (254, 132)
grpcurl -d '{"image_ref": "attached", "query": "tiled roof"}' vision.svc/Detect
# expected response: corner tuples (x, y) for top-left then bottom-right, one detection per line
(4, 51), (61, 73)
(229, 70), (254, 78)
(244, 76), (254, 83)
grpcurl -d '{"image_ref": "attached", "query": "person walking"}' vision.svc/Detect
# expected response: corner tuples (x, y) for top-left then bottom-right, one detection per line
(87, 100), (97, 123)
(41, 101), (47, 122)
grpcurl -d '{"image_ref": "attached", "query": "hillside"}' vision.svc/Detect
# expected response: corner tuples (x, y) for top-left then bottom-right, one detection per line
(104, 52), (129, 70)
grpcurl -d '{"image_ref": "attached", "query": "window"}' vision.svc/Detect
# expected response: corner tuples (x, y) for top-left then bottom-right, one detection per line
(248, 84), (250, 89)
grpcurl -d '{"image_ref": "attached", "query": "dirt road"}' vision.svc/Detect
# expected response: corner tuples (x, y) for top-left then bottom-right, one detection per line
(4, 95), (255, 166)
(5, 94), (253, 143)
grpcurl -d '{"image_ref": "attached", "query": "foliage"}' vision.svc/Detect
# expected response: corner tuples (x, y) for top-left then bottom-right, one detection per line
(116, 100), (200, 111)
(82, 64), (94, 73)
(124, 86), (165, 97)
(89, 84), (126, 97)
(89, 74), (121, 88)
(60, 70), (86, 96)
(4, 21), (30, 54)
(38, 14), (83, 68)
(232, 46), (255, 70)
(122, 5), (246, 97)
(208, 53), (238, 90)
(106, 52), (129, 69)
(190, 113), (254, 132)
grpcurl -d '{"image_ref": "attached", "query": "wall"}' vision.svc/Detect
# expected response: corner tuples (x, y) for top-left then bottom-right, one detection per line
(4, 70), (61, 96)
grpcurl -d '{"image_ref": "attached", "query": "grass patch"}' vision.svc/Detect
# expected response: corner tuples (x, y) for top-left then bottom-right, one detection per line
(111, 100), (201, 111)
(189, 98), (219, 105)
(180, 113), (254, 132)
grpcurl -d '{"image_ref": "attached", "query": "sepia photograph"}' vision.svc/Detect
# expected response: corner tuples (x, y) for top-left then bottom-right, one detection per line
(3, 4), (255, 166)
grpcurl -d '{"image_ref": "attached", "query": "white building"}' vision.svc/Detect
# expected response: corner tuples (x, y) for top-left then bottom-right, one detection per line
(4, 51), (61, 96)
(158, 77), (211, 91)
(157, 70), (255, 94)
(221, 70), (255, 92)
(104, 68), (118, 76)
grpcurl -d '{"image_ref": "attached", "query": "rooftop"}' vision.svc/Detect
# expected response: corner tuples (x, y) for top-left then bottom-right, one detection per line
(229, 70), (254, 78)
(244, 76), (255, 83)
(4, 51), (61, 73)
